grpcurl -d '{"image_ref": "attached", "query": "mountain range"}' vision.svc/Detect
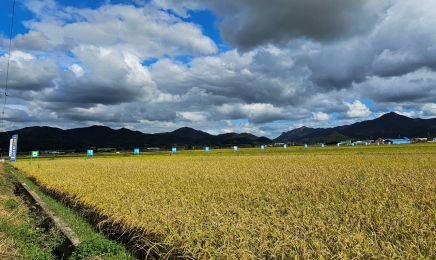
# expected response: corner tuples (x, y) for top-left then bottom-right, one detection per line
(275, 112), (436, 143)
(0, 125), (271, 152)
(0, 112), (435, 152)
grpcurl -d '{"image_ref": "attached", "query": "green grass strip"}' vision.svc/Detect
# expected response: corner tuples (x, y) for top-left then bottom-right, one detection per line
(6, 164), (135, 260)
(1, 169), (62, 260)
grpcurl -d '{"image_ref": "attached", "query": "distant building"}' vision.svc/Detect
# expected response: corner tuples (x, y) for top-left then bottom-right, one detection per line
(42, 150), (65, 154)
(413, 138), (428, 142)
(384, 137), (411, 144)
(376, 138), (385, 144)
(337, 140), (352, 146)
(353, 141), (368, 145)
(97, 148), (116, 152)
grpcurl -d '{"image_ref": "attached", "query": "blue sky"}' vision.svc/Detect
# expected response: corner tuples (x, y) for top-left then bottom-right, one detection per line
(1, 0), (436, 138)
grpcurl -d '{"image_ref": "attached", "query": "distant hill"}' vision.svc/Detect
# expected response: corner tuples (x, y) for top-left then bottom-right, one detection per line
(275, 112), (436, 143)
(1, 112), (435, 152)
(299, 132), (354, 144)
(165, 127), (212, 140)
(0, 126), (273, 152)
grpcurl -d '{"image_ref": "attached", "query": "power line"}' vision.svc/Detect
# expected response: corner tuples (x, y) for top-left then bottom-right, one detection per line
(1, 0), (17, 159)
(2, 0), (16, 124)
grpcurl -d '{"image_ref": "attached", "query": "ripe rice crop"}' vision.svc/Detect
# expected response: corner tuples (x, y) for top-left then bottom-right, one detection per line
(12, 145), (436, 259)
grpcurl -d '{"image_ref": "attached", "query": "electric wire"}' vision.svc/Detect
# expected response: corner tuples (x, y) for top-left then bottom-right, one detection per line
(1, 0), (16, 158)
(2, 0), (16, 123)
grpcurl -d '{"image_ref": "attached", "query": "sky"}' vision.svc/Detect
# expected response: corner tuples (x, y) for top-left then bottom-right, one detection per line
(0, 0), (436, 139)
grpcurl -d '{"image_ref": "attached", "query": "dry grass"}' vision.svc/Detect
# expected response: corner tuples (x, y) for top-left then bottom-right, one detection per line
(0, 168), (24, 259)
(0, 232), (21, 260)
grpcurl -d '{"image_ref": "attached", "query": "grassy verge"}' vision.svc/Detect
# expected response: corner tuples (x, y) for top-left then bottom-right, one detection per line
(0, 164), (62, 259)
(4, 164), (136, 260)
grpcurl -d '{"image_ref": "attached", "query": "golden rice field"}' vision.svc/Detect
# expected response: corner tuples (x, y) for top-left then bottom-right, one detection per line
(11, 144), (436, 259)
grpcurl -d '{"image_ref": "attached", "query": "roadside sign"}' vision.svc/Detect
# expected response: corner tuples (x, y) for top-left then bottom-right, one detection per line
(31, 151), (39, 158)
(9, 135), (18, 162)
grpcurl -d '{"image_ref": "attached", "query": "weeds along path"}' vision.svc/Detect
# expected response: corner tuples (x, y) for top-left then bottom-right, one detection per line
(10, 146), (436, 259)
(4, 164), (136, 259)
(0, 164), (63, 259)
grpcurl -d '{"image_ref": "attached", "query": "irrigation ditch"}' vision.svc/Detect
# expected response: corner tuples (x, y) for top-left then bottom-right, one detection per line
(12, 171), (80, 259)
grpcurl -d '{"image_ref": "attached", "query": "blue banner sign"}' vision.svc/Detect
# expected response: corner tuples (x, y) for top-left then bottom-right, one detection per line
(261, 145), (265, 150)
(87, 149), (94, 157)
(304, 144), (308, 149)
(172, 147), (177, 153)
(284, 144), (287, 149)
(233, 146), (238, 151)
(205, 147), (210, 152)
(134, 148), (140, 155)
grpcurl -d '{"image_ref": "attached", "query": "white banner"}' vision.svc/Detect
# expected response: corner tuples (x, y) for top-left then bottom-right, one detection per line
(9, 138), (13, 157)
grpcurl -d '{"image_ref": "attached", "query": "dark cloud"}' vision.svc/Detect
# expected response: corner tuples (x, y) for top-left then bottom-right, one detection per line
(372, 90), (435, 104)
(308, 42), (373, 90)
(156, 0), (389, 50)
(12, 31), (53, 51)
(59, 108), (140, 123)
(218, 0), (384, 50)
(0, 56), (58, 91)
(44, 72), (151, 106)
(2, 108), (39, 122)
(359, 71), (436, 104)
(372, 50), (436, 78)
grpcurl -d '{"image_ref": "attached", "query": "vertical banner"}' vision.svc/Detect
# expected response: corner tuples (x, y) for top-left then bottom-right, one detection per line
(283, 144), (287, 149)
(9, 134), (18, 162)
(172, 147), (177, 153)
(261, 145), (265, 150)
(134, 148), (140, 155)
(321, 143), (325, 148)
(304, 144), (308, 149)
(87, 149), (94, 157)
(233, 146), (238, 151)
(205, 147), (210, 152)
(9, 139), (13, 157)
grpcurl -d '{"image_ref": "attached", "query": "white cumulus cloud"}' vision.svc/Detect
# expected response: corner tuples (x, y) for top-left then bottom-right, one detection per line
(344, 100), (371, 118)
(312, 112), (331, 121)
